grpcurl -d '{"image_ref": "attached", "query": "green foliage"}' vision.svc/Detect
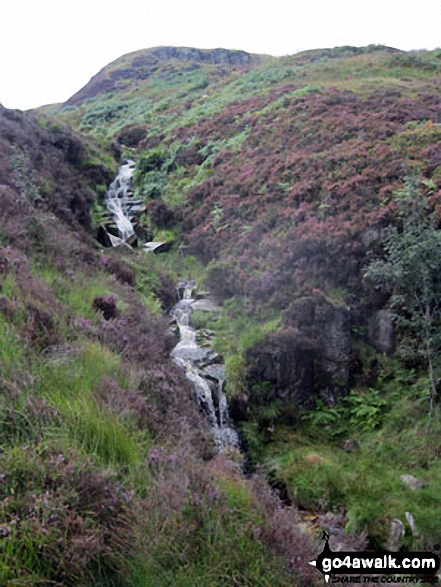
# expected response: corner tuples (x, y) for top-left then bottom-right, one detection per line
(224, 353), (247, 399)
(10, 149), (41, 201)
(80, 100), (129, 129)
(190, 309), (215, 330)
(0, 314), (25, 380)
(366, 178), (441, 408)
(303, 389), (388, 438)
(37, 264), (112, 321)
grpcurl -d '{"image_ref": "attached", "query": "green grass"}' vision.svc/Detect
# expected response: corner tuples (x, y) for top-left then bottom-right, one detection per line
(264, 368), (441, 549)
(33, 342), (149, 466)
(36, 264), (112, 320)
(0, 313), (25, 379)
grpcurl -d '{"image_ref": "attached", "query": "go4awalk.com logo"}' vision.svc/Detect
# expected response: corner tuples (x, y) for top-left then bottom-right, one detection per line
(309, 533), (440, 585)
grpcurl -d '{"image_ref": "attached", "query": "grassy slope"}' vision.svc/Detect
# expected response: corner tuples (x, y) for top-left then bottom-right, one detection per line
(40, 46), (441, 549)
(0, 106), (317, 586)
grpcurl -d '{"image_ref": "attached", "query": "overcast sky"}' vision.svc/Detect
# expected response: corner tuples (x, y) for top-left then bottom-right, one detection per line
(1, 0), (440, 110)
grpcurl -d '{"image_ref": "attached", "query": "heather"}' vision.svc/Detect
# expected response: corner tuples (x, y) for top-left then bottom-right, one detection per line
(3, 43), (441, 582)
(0, 106), (316, 585)
(0, 249), (312, 585)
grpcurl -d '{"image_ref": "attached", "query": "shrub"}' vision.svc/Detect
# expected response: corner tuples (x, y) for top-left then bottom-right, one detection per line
(1, 446), (138, 586)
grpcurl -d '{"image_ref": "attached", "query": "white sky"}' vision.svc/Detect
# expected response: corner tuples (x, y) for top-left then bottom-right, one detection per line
(1, 0), (440, 110)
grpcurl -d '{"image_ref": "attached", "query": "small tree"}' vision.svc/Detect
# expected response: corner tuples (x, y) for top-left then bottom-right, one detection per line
(365, 178), (441, 411)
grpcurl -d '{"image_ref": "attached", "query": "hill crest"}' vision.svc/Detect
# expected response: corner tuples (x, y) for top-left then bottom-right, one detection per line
(65, 45), (266, 106)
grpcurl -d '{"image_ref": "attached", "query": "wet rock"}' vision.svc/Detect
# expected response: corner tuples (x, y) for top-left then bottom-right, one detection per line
(126, 232), (138, 247)
(174, 347), (211, 364)
(197, 350), (221, 368)
(387, 518), (405, 551)
(144, 241), (174, 253)
(97, 225), (113, 248)
(400, 474), (428, 490)
(191, 298), (221, 312)
(133, 223), (151, 242)
(199, 364), (226, 384)
(170, 280), (238, 450)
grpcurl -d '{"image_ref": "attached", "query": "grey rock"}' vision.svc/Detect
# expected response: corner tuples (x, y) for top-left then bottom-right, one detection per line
(144, 241), (174, 254)
(400, 474), (428, 490)
(321, 306), (351, 387)
(368, 310), (395, 354)
(97, 225), (113, 248)
(343, 439), (360, 453)
(191, 298), (221, 312)
(199, 364), (226, 384)
(151, 46), (255, 66)
(405, 511), (419, 538)
(387, 518), (405, 551)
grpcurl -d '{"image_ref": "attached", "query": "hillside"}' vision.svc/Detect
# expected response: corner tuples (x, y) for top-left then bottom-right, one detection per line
(3, 44), (441, 583)
(0, 104), (316, 585)
(50, 44), (441, 399)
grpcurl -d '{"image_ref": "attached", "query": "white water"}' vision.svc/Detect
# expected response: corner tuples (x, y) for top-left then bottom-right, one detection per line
(171, 282), (239, 450)
(105, 160), (136, 241)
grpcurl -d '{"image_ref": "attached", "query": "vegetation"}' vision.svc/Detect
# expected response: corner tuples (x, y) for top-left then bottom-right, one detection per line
(366, 179), (441, 411)
(0, 104), (317, 586)
(3, 42), (441, 583)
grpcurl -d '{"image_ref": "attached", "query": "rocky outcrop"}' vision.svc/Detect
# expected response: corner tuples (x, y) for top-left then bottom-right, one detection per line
(233, 295), (353, 418)
(244, 329), (317, 406)
(150, 46), (255, 66)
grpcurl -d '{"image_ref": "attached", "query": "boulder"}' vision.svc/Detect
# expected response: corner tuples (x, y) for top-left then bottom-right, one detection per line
(144, 241), (174, 254)
(387, 518), (405, 551)
(343, 439), (360, 453)
(400, 474), (428, 490)
(97, 225), (113, 248)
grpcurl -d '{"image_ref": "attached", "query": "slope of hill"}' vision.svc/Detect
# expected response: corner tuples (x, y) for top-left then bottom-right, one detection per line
(51, 44), (441, 397)
(0, 105), (318, 586)
(17, 43), (441, 564)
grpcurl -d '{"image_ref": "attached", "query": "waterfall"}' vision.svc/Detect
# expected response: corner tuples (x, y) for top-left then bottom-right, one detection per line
(170, 281), (239, 450)
(103, 164), (238, 449)
(105, 160), (136, 241)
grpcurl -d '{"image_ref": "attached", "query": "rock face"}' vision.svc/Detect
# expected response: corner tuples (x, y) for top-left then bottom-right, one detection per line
(368, 310), (395, 354)
(245, 330), (317, 405)
(151, 46), (255, 66)
(245, 297), (351, 407)
(321, 306), (351, 394)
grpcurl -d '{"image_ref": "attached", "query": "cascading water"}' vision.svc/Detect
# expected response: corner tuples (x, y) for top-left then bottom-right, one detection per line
(105, 160), (137, 241)
(171, 281), (239, 450)
(103, 163), (238, 449)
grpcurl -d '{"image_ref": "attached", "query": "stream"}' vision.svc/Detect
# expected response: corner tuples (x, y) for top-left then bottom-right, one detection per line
(104, 162), (239, 451)
(105, 160), (137, 242)
(170, 281), (239, 450)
